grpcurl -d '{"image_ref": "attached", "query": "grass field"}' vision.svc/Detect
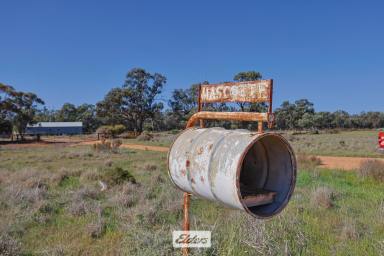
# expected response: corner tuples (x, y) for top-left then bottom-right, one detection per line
(0, 136), (383, 255)
(124, 130), (384, 158)
(286, 130), (383, 158)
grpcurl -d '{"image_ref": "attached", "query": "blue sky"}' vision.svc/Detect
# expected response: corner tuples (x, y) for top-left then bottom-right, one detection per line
(1, 0), (383, 113)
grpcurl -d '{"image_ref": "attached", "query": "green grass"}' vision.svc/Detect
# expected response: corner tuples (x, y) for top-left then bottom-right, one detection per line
(0, 143), (383, 255)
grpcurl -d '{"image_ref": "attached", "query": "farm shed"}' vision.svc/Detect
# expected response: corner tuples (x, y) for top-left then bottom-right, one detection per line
(26, 122), (83, 135)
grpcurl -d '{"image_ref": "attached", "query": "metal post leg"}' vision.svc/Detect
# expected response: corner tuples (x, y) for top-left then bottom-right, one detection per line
(182, 192), (190, 256)
(258, 121), (263, 133)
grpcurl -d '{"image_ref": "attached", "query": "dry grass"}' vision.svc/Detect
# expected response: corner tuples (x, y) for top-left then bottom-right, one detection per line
(311, 186), (335, 209)
(108, 182), (141, 208)
(80, 168), (102, 181)
(40, 245), (65, 256)
(5, 183), (47, 207)
(74, 186), (100, 200)
(87, 205), (106, 239)
(143, 163), (158, 171)
(111, 139), (122, 149)
(378, 201), (384, 225)
(340, 219), (359, 240)
(131, 130), (177, 146)
(68, 199), (88, 217)
(0, 233), (21, 256)
(358, 159), (384, 182)
(297, 154), (322, 170)
(68, 186), (100, 216)
(118, 131), (140, 139)
(63, 151), (93, 159)
(104, 159), (113, 167)
(33, 201), (60, 224)
(92, 138), (122, 153)
(137, 131), (154, 141)
(239, 215), (272, 255)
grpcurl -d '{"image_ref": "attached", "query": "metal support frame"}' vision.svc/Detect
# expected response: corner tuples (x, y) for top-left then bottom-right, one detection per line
(181, 80), (274, 255)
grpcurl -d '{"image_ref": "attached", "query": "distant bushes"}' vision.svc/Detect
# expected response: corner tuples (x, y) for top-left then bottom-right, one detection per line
(118, 131), (140, 139)
(92, 139), (122, 153)
(274, 100), (384, 130)
(358, 160), (384, 182)
(96, 125), (126, 137)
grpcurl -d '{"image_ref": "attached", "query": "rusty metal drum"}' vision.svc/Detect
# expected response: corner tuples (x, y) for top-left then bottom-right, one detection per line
(168, 127), (296, 218)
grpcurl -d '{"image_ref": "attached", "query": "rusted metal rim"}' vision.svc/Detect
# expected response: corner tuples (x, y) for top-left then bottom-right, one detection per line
(235, 132), (297, 219)
(167, 127), (197, 192)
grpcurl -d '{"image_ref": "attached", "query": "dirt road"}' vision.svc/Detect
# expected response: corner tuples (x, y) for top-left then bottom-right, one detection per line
(316, 155), (384, 170)
(76, 140), (169, 152)
(119, 143), (169, 152)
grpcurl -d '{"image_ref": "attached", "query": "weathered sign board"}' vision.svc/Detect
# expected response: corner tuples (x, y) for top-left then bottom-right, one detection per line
(200, 80), (272, 103)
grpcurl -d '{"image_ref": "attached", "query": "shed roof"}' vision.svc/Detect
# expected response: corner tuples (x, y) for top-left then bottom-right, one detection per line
(27, 122), (83, 128)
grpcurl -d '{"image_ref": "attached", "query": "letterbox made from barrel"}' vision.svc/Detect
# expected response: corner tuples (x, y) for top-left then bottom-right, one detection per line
(168, 128), (297, 218)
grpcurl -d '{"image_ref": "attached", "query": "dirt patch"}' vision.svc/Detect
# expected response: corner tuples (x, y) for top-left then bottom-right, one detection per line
(0, 141), (69, 149)
(0, 136), (98, 149)
(76, 141), (169, 152)
(120, 144), (169, 152)
(317, 156), (384, 170)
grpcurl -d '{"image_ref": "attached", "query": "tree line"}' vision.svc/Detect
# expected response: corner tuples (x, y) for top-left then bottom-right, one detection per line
(0, 83), (44, 139)
(1, 68), (383, 137)
(274, 99), (384, 130)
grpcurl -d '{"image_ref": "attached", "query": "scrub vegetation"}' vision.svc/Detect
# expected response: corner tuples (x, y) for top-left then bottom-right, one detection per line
(358, 159), (384, 182)
(0, 141), (383, 255)
(286, 130), (384, 158)
(123, 129), (384, 158)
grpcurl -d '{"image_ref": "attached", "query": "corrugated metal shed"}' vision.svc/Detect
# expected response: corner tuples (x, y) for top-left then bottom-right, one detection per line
(27, 122), (82, 128)
(26, 122), (83, 135)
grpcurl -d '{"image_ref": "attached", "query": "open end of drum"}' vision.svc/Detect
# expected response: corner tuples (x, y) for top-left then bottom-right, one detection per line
(239, 133), (296, 218)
